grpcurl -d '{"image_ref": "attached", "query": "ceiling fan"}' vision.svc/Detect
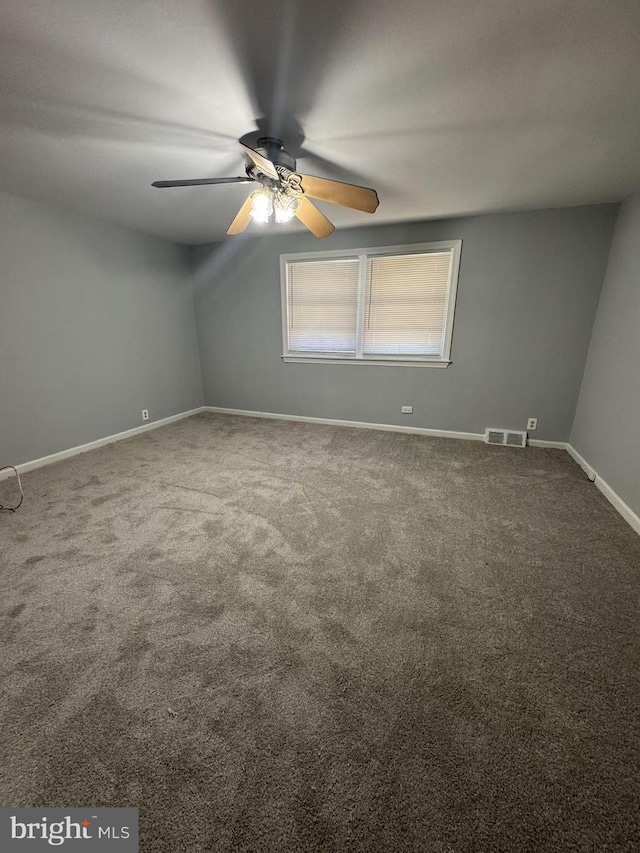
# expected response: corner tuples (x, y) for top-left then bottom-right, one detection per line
(151, 137), (379, 238)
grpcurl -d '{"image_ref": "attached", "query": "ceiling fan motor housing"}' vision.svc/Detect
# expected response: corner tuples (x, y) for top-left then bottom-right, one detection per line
(254, 137), (296, 172)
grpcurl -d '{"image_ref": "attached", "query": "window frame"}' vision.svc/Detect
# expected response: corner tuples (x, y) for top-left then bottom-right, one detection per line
(280, 240), (462, 368)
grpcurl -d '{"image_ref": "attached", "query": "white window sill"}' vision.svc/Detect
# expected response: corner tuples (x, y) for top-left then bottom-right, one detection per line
(282, 356), (451, 368)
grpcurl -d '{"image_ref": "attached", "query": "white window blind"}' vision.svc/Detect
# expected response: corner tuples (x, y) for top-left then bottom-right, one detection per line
(287, 258), (359, 353)
(363, 252), (453, 356)
(281, 241), (461, 366)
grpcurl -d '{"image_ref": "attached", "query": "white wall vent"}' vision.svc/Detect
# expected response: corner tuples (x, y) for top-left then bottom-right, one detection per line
(485, 428), (527, 448)
(486, 429), (506, 445)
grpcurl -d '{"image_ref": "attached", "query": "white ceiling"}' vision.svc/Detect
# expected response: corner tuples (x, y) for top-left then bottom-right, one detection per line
(2, 0), (640, 244)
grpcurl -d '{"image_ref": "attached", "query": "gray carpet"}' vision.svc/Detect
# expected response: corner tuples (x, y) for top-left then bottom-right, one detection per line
(1, 413), (639, 852)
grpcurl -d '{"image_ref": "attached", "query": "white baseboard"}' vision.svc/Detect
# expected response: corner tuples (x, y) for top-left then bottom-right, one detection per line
(204, 407), (577, 448)
(592, 475), (640, 536)
(203, 406), (485, 442)
(527, 439), (570, 449)
(566, 444), (597, 481)
(566, 444), (639, 536)
(0, 407), (206, 480)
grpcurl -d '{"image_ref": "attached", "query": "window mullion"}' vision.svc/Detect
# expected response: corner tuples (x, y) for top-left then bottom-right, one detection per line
(354, 254), (367, 359)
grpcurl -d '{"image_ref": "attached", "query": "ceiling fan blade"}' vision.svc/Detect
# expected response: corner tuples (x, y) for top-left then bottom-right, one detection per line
(298, 174), (379, 213)
(295, 196), (335, 238)
(152, 177), (253, 188)
(226, 194), (255, 236)
(240, 143), (279, 181)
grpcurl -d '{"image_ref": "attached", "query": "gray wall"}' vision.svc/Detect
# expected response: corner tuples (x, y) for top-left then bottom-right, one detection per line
(191, 205), (616, 441)
(570, 192), (640, 516)
(0, 191), (202, 466)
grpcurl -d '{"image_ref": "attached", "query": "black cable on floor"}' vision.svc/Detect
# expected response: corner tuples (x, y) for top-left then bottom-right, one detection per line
(0, 466), (24, 512)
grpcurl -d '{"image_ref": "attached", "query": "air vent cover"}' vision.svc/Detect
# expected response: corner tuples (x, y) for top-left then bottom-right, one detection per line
(505, 431), (527, 448)
(485, 428), (527, 448)
(486, 429), (506, 445)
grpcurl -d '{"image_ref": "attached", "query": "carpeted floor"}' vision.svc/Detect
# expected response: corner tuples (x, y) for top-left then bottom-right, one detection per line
(1, 412), (639, 852)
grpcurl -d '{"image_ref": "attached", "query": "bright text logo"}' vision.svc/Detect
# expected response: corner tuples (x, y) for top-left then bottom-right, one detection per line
(0, 809), (138, 851)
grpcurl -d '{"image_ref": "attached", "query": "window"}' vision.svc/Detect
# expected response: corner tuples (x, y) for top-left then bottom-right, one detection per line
(280, 241), (461, 367)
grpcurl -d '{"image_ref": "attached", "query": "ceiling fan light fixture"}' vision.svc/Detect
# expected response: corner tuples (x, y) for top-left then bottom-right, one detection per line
(249, 188), (273, 223)
(274, 192), (299, 223)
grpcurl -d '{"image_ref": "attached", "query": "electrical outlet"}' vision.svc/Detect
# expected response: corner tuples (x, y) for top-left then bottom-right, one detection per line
(527, 417), (538, 431)
(401, 405), (413, 414)
(142, 409), (149, 421)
